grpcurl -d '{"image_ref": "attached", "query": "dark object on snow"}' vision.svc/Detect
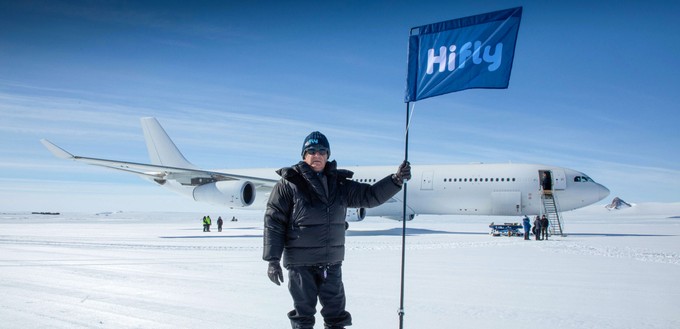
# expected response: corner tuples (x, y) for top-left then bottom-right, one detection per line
(605, 197), (632, 210)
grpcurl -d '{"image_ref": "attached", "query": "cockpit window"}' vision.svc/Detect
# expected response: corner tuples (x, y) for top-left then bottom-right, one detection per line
(574, 175), (592, 182)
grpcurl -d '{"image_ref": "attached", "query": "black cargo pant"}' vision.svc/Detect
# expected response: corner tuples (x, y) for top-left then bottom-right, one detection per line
(287, 264), (352, 329)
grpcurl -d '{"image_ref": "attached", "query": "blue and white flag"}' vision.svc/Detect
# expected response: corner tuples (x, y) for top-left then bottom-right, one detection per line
(405, 7), (522, 102)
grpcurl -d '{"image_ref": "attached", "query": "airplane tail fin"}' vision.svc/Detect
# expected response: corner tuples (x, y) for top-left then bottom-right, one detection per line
(140, 117), (197, 169)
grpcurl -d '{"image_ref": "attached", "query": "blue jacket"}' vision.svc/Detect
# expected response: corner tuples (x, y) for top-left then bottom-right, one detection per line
(522, 216), (531, 230)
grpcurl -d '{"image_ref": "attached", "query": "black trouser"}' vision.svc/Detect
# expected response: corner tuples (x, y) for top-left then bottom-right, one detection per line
(287, 264), (352, 329)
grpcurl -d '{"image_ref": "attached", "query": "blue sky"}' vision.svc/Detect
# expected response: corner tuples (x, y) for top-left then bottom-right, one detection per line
(1, 0), (678, 212)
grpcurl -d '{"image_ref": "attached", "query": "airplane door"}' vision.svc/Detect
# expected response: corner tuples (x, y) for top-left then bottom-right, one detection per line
(539, 169), (566, 191)
(421, 171), (434, 190)
(552, 169), (566, 190)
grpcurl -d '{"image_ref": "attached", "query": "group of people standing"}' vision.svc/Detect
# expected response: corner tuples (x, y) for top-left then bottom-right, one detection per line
(522, 215), (550, 240)
(202, 215), (213, 232)
(202, 215), (238, 232)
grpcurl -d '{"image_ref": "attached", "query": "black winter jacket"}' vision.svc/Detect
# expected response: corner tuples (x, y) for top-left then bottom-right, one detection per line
(263, 160), (402, 267)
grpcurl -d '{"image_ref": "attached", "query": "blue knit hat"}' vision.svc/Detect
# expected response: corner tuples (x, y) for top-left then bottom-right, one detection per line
(301, 131), (330, 158)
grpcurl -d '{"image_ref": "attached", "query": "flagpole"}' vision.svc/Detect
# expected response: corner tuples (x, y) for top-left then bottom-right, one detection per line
(398, 101), (410, 329)
(398, 7), (522, 328)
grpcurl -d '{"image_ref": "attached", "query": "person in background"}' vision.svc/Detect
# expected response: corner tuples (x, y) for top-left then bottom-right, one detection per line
(541, 214), (549, 240)
(202, 215), (208, 232)
(533, 215), (542, 240)
(541, 171), (552, 194)
(522, 215), (531, 240)
(263, 131), (411, 329)
(217, 216), (223, 232)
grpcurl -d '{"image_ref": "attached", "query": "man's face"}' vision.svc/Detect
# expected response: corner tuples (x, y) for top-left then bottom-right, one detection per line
(303, 147), (328, 173)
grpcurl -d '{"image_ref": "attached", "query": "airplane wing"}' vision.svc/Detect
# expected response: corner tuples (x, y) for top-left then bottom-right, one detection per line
(40, 139), (278, 187)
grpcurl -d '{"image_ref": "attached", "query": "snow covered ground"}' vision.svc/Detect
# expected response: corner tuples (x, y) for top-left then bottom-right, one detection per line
(1, 203), (679, 328)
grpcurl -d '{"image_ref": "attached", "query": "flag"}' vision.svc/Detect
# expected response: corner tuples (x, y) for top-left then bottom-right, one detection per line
(405, 7), (522, 102)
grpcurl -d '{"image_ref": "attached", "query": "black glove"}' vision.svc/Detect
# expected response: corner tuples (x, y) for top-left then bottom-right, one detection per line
(267, 261), (284, 286)
(393, 160), (412, 186)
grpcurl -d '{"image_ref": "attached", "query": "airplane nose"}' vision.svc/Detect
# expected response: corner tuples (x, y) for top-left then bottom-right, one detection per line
(598, 183), (610, 201)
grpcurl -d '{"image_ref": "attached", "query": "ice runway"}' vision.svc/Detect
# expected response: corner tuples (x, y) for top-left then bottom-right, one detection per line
(1, 204), (679, 328)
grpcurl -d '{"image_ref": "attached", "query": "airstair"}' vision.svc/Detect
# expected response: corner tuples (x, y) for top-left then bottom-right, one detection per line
(541, 191), (565, 237)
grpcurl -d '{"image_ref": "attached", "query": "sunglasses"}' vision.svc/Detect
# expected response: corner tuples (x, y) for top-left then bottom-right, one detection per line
(306, 148), (328, 156)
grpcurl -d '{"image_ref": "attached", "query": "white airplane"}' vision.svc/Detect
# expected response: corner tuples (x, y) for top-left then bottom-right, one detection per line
(41, 117), (609, 221)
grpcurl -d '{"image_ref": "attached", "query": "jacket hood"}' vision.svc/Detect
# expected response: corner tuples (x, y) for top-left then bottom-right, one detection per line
(276, 160), (353, 180)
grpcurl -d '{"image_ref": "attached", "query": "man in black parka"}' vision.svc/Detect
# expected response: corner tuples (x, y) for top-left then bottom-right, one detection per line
(263, 131), (411, 329)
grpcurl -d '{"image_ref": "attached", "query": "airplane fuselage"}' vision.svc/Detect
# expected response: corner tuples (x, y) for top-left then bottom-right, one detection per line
(156, 162), (609, 219)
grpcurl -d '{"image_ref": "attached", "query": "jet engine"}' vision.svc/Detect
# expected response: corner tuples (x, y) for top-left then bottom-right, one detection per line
(345, 208), (366, 222)
(192, 180), (255, 208)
